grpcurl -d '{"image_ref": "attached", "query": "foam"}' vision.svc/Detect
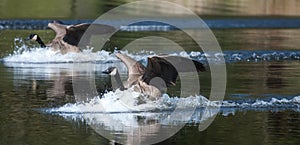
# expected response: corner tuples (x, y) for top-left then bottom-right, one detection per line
(3, 38), (300, 64)
(47, 90), (300, 114)
(44, 92), (300, 129)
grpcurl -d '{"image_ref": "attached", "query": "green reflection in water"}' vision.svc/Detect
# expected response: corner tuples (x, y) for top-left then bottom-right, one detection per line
(0, 0), (125, 19)
(1, 0), (300, 19)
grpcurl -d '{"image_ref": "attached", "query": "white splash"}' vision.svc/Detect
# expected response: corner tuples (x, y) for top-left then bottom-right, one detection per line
(44, 91), (300, 137)
(47, 89), (215, 130)
(2, 38), (154, 64)
(222, 96), (300, 109)
(49, 88), (209, 113)
(47, 93), (300, 115)
(3, 47), (119, 63)
(3, 38), (300, 64)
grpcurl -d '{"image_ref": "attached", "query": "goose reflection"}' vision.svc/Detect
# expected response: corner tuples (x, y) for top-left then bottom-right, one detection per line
(60, 107), (219, 145)
(28, 70), (75, 102)
(266, 64), (286, 89)
(9, 63), (116, 102)
(46, 74), (74, 100)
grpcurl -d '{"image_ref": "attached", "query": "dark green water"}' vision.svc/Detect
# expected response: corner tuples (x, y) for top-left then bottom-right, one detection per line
(0, 0), (300, 145)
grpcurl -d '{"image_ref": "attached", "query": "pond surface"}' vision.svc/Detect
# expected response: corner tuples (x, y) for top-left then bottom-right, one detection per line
(0, 0), (300, 145)
(1, 0), (300, 19)
(1, 28), (299, 145)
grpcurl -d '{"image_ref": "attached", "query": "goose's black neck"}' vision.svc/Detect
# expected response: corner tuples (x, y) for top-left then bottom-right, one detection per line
(36, 36), (46, 48)
(112, 70), (125, 91)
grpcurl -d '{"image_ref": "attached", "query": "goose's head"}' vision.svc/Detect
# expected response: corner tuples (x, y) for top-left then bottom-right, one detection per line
(28, 34), (39, 41)
(27, 33), (46, 48)
(102, 67), (118, 76)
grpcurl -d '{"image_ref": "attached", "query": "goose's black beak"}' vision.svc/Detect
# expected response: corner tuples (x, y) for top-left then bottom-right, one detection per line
(26, 34), (37, 41)
(102, 69), (110, 74)
(102, 67), (115, 75)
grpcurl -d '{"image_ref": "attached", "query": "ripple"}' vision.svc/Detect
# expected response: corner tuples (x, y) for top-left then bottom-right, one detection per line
(2, 19), (300, 30)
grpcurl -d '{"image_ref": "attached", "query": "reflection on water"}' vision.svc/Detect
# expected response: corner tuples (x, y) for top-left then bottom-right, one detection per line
(0, 27), (300, 144)
(185, 0), (300, 16)
(266, 64), (287, 89)
(0, 2), (299, 142)
(226, 62), (300, 97)
(266, 111), (300, 144)
(1, 0), (300, 19)
(1, 48), (299, 144)
(2, 28), (300, 58)
(215, 29), (300, 50)
(48, 108), (218, 145)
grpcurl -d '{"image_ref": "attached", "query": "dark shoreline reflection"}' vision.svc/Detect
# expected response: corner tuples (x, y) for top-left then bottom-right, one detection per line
(1, 0), (300, 19)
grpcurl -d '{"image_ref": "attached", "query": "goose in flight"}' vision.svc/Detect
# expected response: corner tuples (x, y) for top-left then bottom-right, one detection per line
(28, 21), (115, 54)
(102, 52), (206, 100)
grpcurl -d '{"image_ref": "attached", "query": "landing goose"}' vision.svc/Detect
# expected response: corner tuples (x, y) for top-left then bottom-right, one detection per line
(102, 52), (206, 100)
(28, 21), (115, 54)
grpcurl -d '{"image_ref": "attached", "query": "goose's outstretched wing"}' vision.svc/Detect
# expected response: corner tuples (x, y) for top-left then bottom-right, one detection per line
(142, 55), (205, 87)
(48, 22), (67, 40)
(64, 23), (115, 46)
(63, 23), (90, 46)
(48, 21), (115, 47)
(115, 53), (146, 87)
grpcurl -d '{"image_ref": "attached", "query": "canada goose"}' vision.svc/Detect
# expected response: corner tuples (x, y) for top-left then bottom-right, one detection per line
(28, 21), (115, 54)
(102, 53), (206, 100)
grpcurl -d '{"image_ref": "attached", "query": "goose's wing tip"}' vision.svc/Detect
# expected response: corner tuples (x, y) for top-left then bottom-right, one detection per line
(192, 60), (206, 72)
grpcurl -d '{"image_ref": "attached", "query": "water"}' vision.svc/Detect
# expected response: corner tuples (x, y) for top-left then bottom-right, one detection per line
(1, 0), (300, 145)
(1, 29), (299, 144)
